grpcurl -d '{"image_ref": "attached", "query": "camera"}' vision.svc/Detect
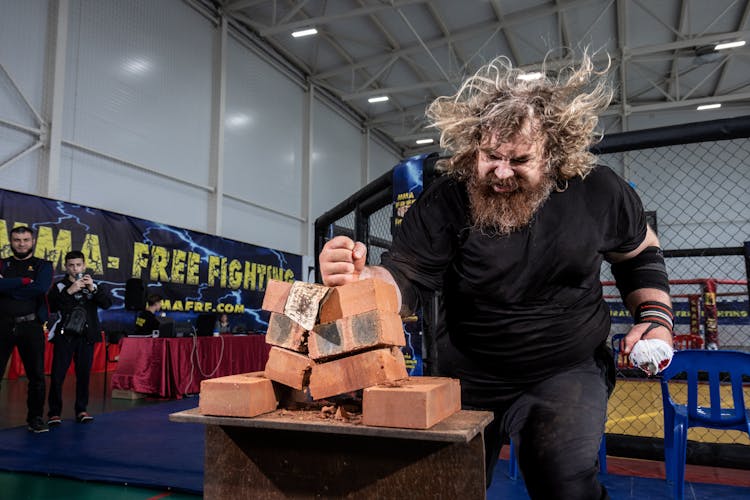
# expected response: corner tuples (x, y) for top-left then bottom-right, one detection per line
(76, 272), (92, 297)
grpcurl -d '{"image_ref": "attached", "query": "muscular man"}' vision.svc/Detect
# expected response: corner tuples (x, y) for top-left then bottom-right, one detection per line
(0, 226), (53, 433)
(47, 251), (112, 425)
(319, 54), (673, 499)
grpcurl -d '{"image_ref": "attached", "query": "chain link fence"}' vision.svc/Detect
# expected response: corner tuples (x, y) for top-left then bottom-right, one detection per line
(315, 116), (750, 457)
(597, 129), (750, 452)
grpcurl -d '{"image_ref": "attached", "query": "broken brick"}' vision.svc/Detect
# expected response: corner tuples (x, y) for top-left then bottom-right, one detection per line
(319, 278), (399, 323)
(199, 372), (278, 418)
(261, 279), (293, 314)
(266, 312), (308, 353)
(309, 310), (405, 360)
(263, 346), (313, 390)
(362, 376), (461, 429)
(308, 346), (407, 400)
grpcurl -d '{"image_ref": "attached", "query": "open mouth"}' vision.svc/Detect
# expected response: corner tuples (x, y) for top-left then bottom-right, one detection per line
(492, 184), (516, 193)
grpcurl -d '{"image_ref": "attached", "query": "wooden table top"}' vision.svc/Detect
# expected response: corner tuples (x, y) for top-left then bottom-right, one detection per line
(170, 407), (492, 444)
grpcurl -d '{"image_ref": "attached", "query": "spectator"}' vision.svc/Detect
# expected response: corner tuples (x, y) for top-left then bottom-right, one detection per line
(47, 251), (112, 425)
(0, 226), (53, 433)
(134, 294), (163, 335)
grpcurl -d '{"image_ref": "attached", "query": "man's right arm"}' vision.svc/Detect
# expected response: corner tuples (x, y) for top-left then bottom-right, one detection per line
(319, 235), (403, 312)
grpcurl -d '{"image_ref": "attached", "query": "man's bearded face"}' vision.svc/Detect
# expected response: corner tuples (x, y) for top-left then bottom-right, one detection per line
(468, 131), (555, 235)
(10, 232), (35, 259)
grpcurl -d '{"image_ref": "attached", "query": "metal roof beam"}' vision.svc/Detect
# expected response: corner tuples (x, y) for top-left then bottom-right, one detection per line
(257, 0), (429, 36)
(667, 0), (689, 100)
(713, 0), (750, 93)
(628, 29), (749, 56)
(313, 0), (601, 79)
(602, 91), (750, 115)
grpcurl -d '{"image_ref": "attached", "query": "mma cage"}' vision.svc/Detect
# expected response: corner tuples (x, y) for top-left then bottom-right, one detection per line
(314, 115), (750, 461)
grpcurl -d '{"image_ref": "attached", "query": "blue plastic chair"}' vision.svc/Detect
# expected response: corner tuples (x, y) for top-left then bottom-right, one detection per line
(659, 350), (750, 500)
(507, 435), (607, 480)
(611, 333), (627, 370)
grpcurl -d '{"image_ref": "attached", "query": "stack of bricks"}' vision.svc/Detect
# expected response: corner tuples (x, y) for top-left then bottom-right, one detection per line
(263, 278), (407, 400)
(199, 278), (461, 429)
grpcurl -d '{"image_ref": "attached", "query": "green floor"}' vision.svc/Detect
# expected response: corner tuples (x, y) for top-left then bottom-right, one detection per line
(0, 471), (200, 500)
(1, 373), (202, 499)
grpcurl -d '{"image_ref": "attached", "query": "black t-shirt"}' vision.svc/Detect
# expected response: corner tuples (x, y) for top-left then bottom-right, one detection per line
(134, 310), (160, 334)
(380, 166), (646, 383)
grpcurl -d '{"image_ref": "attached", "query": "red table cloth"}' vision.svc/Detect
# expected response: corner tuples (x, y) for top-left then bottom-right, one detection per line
(5, 333), (120, 379)
(111, 335), (270, 398)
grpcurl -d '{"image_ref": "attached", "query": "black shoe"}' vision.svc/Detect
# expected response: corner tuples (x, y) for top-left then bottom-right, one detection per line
(47, 416), (62, 427)
(27, 417), (49, 433)
(76, 412), (94, 423)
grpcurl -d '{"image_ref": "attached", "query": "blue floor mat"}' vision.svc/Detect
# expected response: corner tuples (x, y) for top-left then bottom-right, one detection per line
(488, 460), (750, 500)
(1, 401), (748, 500)
(0, 398), (203, 494)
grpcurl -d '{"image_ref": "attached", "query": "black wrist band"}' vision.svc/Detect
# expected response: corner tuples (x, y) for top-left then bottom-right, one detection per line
(634, 301), (674, 333)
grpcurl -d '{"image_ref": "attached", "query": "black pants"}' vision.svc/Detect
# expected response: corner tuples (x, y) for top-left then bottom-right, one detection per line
(48, 336), (94, 417)
(439, 339), (610, 500)
(0, 319), (46, 423)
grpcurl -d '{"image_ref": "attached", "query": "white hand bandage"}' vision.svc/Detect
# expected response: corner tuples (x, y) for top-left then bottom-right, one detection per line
(629, 338), (674, 376)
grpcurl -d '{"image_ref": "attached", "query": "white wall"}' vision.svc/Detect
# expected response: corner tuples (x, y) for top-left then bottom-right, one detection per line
(0, 0), (402, 260)
(0, 0), (49, 193)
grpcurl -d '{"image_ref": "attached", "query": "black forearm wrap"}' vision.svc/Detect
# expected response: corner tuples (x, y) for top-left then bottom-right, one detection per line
(611, 246), (670, 300)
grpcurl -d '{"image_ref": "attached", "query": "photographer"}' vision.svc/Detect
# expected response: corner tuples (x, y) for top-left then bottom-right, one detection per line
(47, 251), (111, 426)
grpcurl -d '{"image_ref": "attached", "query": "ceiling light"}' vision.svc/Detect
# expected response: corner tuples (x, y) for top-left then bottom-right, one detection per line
(518, 72), (543, 81)
(292, 28), (317, 38)
(697, 103), (721, 111)
(122, 57), (152, 75)
(226, 113), (250, 129)
(368, 96), (389, 103)
(416, 138), (434, 145)
(714, 40), (745, 51)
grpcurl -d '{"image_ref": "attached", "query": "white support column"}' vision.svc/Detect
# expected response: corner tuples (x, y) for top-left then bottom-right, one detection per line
(40, 0), (69, 198)
(361, 127), (370, 184)
(302, 83), (314, 258)
(616, 0), (631, 180)
(208, 14), (228, 236)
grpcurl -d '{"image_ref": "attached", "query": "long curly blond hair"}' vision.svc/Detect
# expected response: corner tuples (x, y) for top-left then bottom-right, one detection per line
(426, 51), (613, 181)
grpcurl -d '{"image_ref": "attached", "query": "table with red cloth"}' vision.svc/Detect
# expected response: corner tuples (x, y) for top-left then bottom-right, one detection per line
(111, 334), (270, 399)
(4, 333), (120, 379)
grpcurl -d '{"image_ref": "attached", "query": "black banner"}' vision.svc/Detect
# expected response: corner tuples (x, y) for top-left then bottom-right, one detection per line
(0, 188), (302, 335)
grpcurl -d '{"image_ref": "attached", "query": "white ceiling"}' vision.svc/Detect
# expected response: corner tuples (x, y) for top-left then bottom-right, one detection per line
(208, 0), (750, 155)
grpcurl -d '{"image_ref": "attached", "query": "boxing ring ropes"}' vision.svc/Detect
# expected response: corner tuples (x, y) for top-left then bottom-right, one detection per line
(603, 278), (749, 351)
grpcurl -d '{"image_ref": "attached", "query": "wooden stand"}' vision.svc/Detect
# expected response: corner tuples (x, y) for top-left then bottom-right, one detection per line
(170, 407), (492, 499)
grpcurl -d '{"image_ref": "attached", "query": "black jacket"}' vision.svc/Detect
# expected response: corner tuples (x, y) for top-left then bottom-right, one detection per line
(48, 277), (112, 343)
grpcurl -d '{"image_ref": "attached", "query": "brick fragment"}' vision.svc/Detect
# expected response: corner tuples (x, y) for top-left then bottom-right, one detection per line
(309, 310), (405, 360)
(263, 346), (313, 390)
(273, 382), (312, 408)
(261, 280), (293, 313)
(319, 279), (399, 323)
(362, 376), (461, 429)
(308, 347), (407, 400)
(199, 372), (278, 417)
(266, 312), (308, 352)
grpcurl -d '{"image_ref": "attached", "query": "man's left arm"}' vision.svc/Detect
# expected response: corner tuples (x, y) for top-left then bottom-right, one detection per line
(606, 225), (673, 356)
(11, 261), (53, 300)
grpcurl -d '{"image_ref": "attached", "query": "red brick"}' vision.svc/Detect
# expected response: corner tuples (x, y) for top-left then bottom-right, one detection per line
(266, 312), (308, 352)
(263, 346), (313, 390)
(309, 310), (405, 360)
(319, 278), (399, 323)
(261, 279), (292, 313)
(308, 347), (407, 400)
(199, 372), (278, 417)
(362, 376), (461, 429)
